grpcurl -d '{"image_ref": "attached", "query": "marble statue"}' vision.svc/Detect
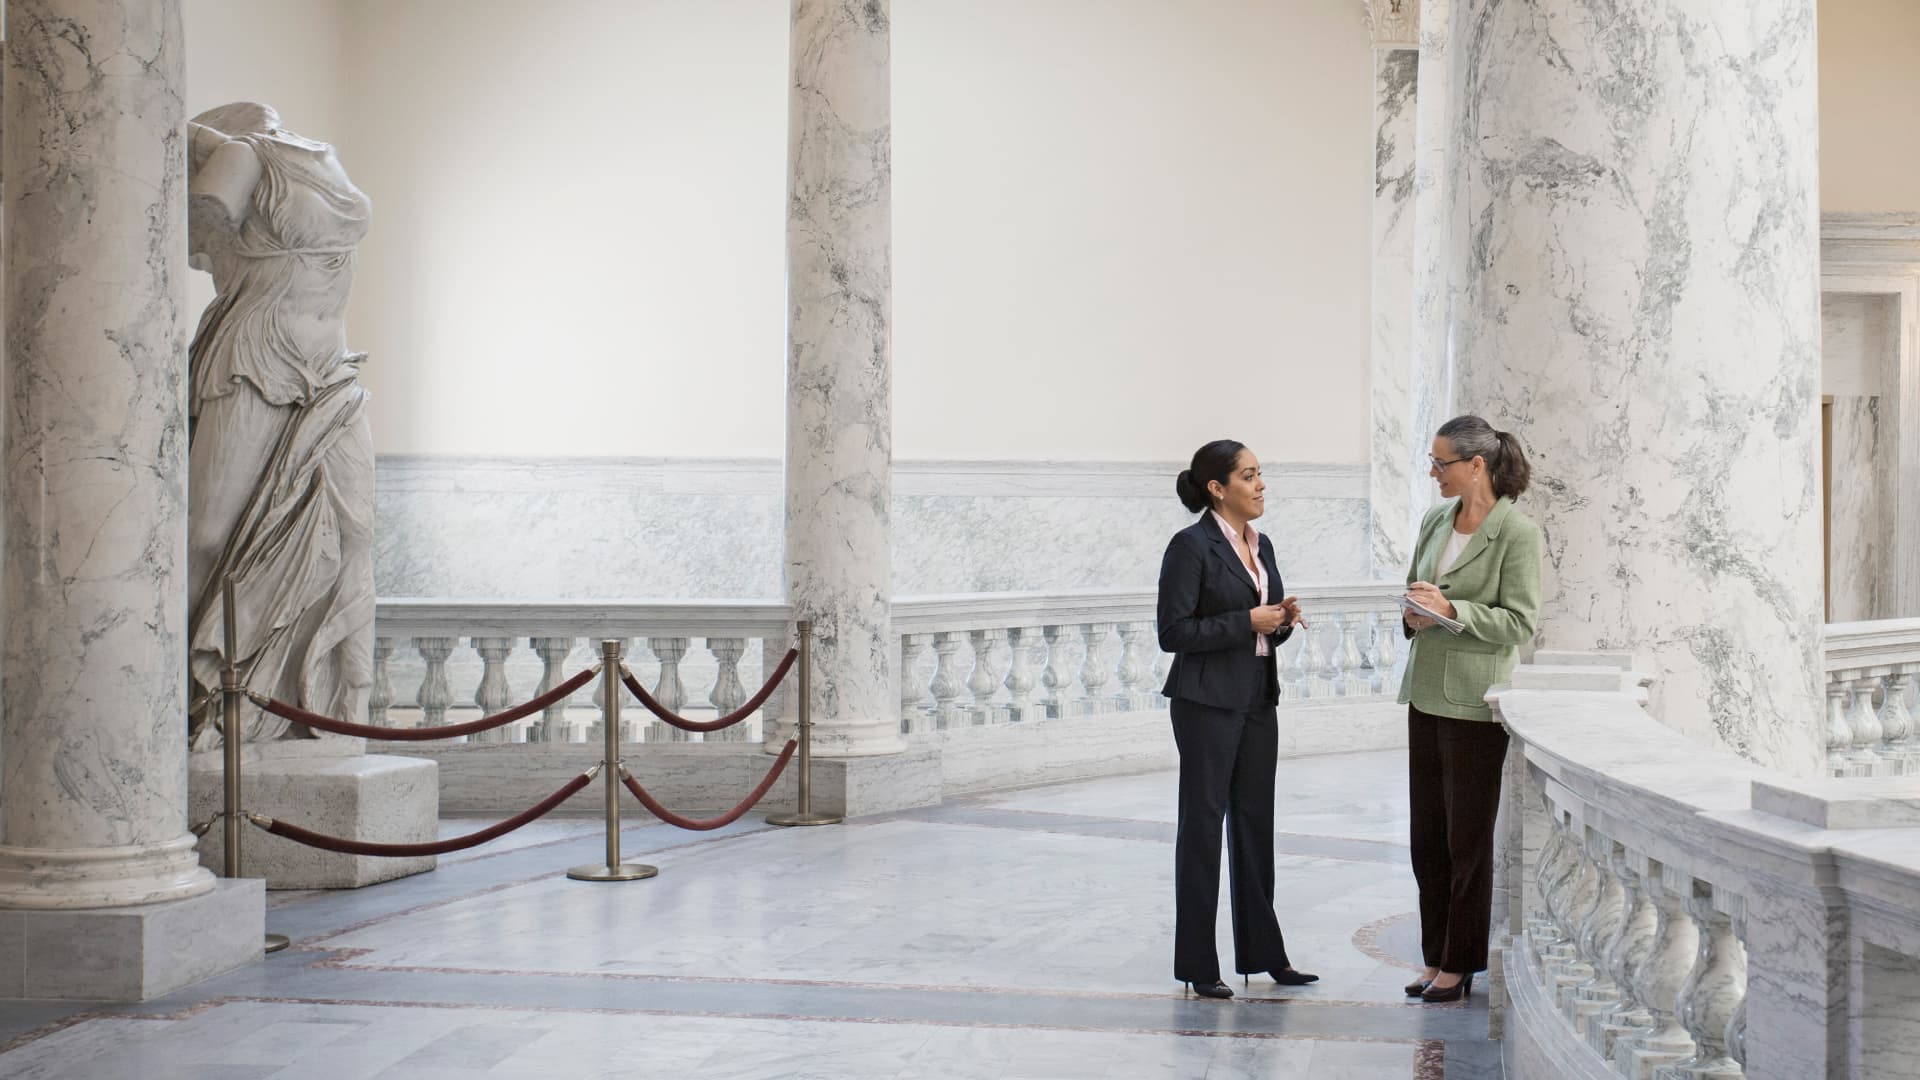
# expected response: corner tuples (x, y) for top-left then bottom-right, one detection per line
(185, 102), (375, 747)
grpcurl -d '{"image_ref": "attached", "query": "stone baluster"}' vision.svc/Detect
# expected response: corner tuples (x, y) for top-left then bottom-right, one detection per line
(1334, 613), (1367, 697)
(1077, 624), (1113, 708)
(591, 638), (632, 744)
(967, 629), (1007, 724)
(1723, 908), (1748, 1073)
(1041, 625), (1076, 718)
(1570, 835), (1629, 1032)
(705, 638), (750, 743)
(1529, 812), (1573, 955)
(530, 636), (581, 743)
(1618, 866), (1702, 1079)
(1594, 849), (1662, 1060)
(759, 636), (788, 743)
(469, 637), (519, 744)
(369, 637), (397, 726)
(929, 631), (969, 728)
(1352, 612), (1380, 695)
(1847, 673), (1885, 775)
(414, 637), (458, 727)
(1003, 628), (1042, 722)
(1373, 611), (1400, 693)
(1300, 623), (1330, 699)
(1151, 626), (1172, 685)
(1877, 669), (1916, 774)
(1548, 832), (1605, 998)
(1825, 675), (1854, 777)
(1659, 884), (1746, 1080)
(898, 634), (934, 734)
(1275, 629), (1302, 701)
(645, 637), (692, 742)
(1115, 622), (1154, 710)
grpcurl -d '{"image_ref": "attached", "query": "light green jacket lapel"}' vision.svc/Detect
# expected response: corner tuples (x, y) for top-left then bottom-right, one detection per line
(1398, 496), (1543, 722)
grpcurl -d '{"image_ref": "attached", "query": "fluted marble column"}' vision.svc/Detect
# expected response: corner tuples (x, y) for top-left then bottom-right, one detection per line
(1364, 0), (1422, 575)
(0, 0), (216, 909)
(1448, 0), (1825, 773)
(781, 0), (905, 756)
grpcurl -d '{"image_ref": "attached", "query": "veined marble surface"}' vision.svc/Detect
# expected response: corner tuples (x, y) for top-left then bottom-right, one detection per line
(783, 0), (900, 754)
(1828, 395), (1896, 622)
(1406, 0), (1453, 548)
(0, 0), (214, 906)
(1367, 45), (1420, 579)
(1449, 0), (1826, 773)
(371, 457), (1371, 599)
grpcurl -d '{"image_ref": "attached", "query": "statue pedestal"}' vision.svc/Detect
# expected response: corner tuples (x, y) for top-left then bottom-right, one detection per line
(189, 738), (439, 889)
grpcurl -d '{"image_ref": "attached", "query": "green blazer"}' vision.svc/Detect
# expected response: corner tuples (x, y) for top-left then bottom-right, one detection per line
(1396, 496), (1543, 722)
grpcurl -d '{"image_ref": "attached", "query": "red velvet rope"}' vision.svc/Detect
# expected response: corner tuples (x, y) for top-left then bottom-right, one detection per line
(251, 771), (595, 857)
(621, 648), (798, 733)
(619, 738), (798, 831)
(251, 665), (600, 741)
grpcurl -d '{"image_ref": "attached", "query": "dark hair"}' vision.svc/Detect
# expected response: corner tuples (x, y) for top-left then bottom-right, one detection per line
(1175, 439), (1248, 513)
(1435, 415), (1531, 500)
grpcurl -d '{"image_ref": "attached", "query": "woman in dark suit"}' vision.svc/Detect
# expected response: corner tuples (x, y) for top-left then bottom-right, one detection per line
(1156, 439), (1319, 999)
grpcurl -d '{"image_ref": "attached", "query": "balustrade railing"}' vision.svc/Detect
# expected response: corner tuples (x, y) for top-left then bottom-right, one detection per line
(371, 600), (791, 744)
(365, 584), (1411, 744)
(1822, 617), (1920, 777)
(890, 583), (1409, 735)
(1495, 652), (1920, 1080)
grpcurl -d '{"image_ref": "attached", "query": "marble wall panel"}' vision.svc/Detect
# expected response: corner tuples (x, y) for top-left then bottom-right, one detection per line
(372, 458), (1373, 600)
(1367, 46), (1421, 578)
(1828, 395), (1897, 622)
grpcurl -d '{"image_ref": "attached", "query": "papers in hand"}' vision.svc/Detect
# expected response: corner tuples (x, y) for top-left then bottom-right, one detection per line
(1398, 594), (1465, 634)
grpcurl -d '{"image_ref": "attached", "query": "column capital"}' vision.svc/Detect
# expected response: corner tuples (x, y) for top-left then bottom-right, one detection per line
(1361, 0), (1419, 48)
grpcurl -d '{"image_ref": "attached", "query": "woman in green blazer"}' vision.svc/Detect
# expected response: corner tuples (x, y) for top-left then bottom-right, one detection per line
(1396, 415), (1542, 1003)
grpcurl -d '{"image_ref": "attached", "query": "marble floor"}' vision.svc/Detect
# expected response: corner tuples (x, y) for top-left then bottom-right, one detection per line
(0, 749), (1502, 1079)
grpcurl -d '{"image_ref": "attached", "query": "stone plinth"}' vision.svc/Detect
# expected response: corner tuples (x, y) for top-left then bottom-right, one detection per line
(0, 880), (263, 1001)
(190, 743), (437, 888)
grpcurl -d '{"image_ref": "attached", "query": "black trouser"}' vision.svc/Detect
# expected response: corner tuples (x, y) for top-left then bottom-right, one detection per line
(1407, 704), (1509, 974)
(1170, 698), (1289, 983)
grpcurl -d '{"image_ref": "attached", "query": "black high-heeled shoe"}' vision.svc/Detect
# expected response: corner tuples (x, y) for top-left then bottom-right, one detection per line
(1268, 967), (1319, 985)
(1185, 979), (1234, 999)
(1420, 972), (1473, 1003)
(1404, 976), (1432, 996)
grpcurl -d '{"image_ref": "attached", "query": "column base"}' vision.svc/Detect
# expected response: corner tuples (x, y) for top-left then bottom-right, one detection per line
(0, 879), (264, 1001)
(0, 835), (214, 909)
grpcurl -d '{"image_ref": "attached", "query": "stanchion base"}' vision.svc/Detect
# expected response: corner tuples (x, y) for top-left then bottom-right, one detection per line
(566, 862), (659, 882)
(765, 812), (844, 827)
(265, 934), (291, 954)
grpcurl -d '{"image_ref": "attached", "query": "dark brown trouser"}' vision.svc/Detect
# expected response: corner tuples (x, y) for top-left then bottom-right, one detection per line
(1407, 704), (1509, 974)
(1170, 698), (1290, 983)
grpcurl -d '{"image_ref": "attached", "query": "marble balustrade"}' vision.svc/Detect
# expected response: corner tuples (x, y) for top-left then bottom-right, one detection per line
(1494, 653), (1920, 1080)
(1822, 618), (1920, 778)
(361, 585), (1413, 748)
(891, 583), (1411, 735)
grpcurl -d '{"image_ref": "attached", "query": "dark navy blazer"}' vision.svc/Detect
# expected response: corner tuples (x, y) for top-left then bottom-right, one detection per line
(1156, 515), (1296, 710)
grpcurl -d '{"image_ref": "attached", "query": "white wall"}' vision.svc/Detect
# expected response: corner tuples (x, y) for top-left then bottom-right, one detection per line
(1820, 0), (1920, 213)
(180, 0), (1376, 464)
(891, 0), (1373, 463)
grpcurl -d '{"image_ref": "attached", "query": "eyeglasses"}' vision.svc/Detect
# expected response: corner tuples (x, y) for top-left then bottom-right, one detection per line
(1429, 455), (1471, 470)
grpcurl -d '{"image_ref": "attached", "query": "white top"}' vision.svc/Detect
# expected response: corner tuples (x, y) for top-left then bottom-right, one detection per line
(1209, 511), (1271, 656)
(1440, 529), (1474, 575)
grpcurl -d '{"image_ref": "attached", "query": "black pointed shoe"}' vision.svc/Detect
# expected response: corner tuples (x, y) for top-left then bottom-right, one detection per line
(1404, 976), (1432, 996)
(1420, 972), (1474, 1003)
(1185, 979), (1234, 999)
(1269, 967), (1319, 985)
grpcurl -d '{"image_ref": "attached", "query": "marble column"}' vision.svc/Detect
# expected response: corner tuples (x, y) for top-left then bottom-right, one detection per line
(781, 0), (905, 756)
(1448, 0), (1826, 773)
(0, 0), (262, 998)
(1364, 0), (1424, 576)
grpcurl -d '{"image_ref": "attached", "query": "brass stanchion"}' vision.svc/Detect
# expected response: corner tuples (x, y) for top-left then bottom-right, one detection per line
(766, 620), (842, 827)
(568, 639), (658, 882)
(220, 577), (291, 953)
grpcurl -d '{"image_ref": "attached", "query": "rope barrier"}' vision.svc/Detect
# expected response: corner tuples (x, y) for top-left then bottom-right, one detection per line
(620, 738), (798, 831)
(249, 665), (600, 741)
(247, 769), (598, 857)
(620, 648), (797, 733)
